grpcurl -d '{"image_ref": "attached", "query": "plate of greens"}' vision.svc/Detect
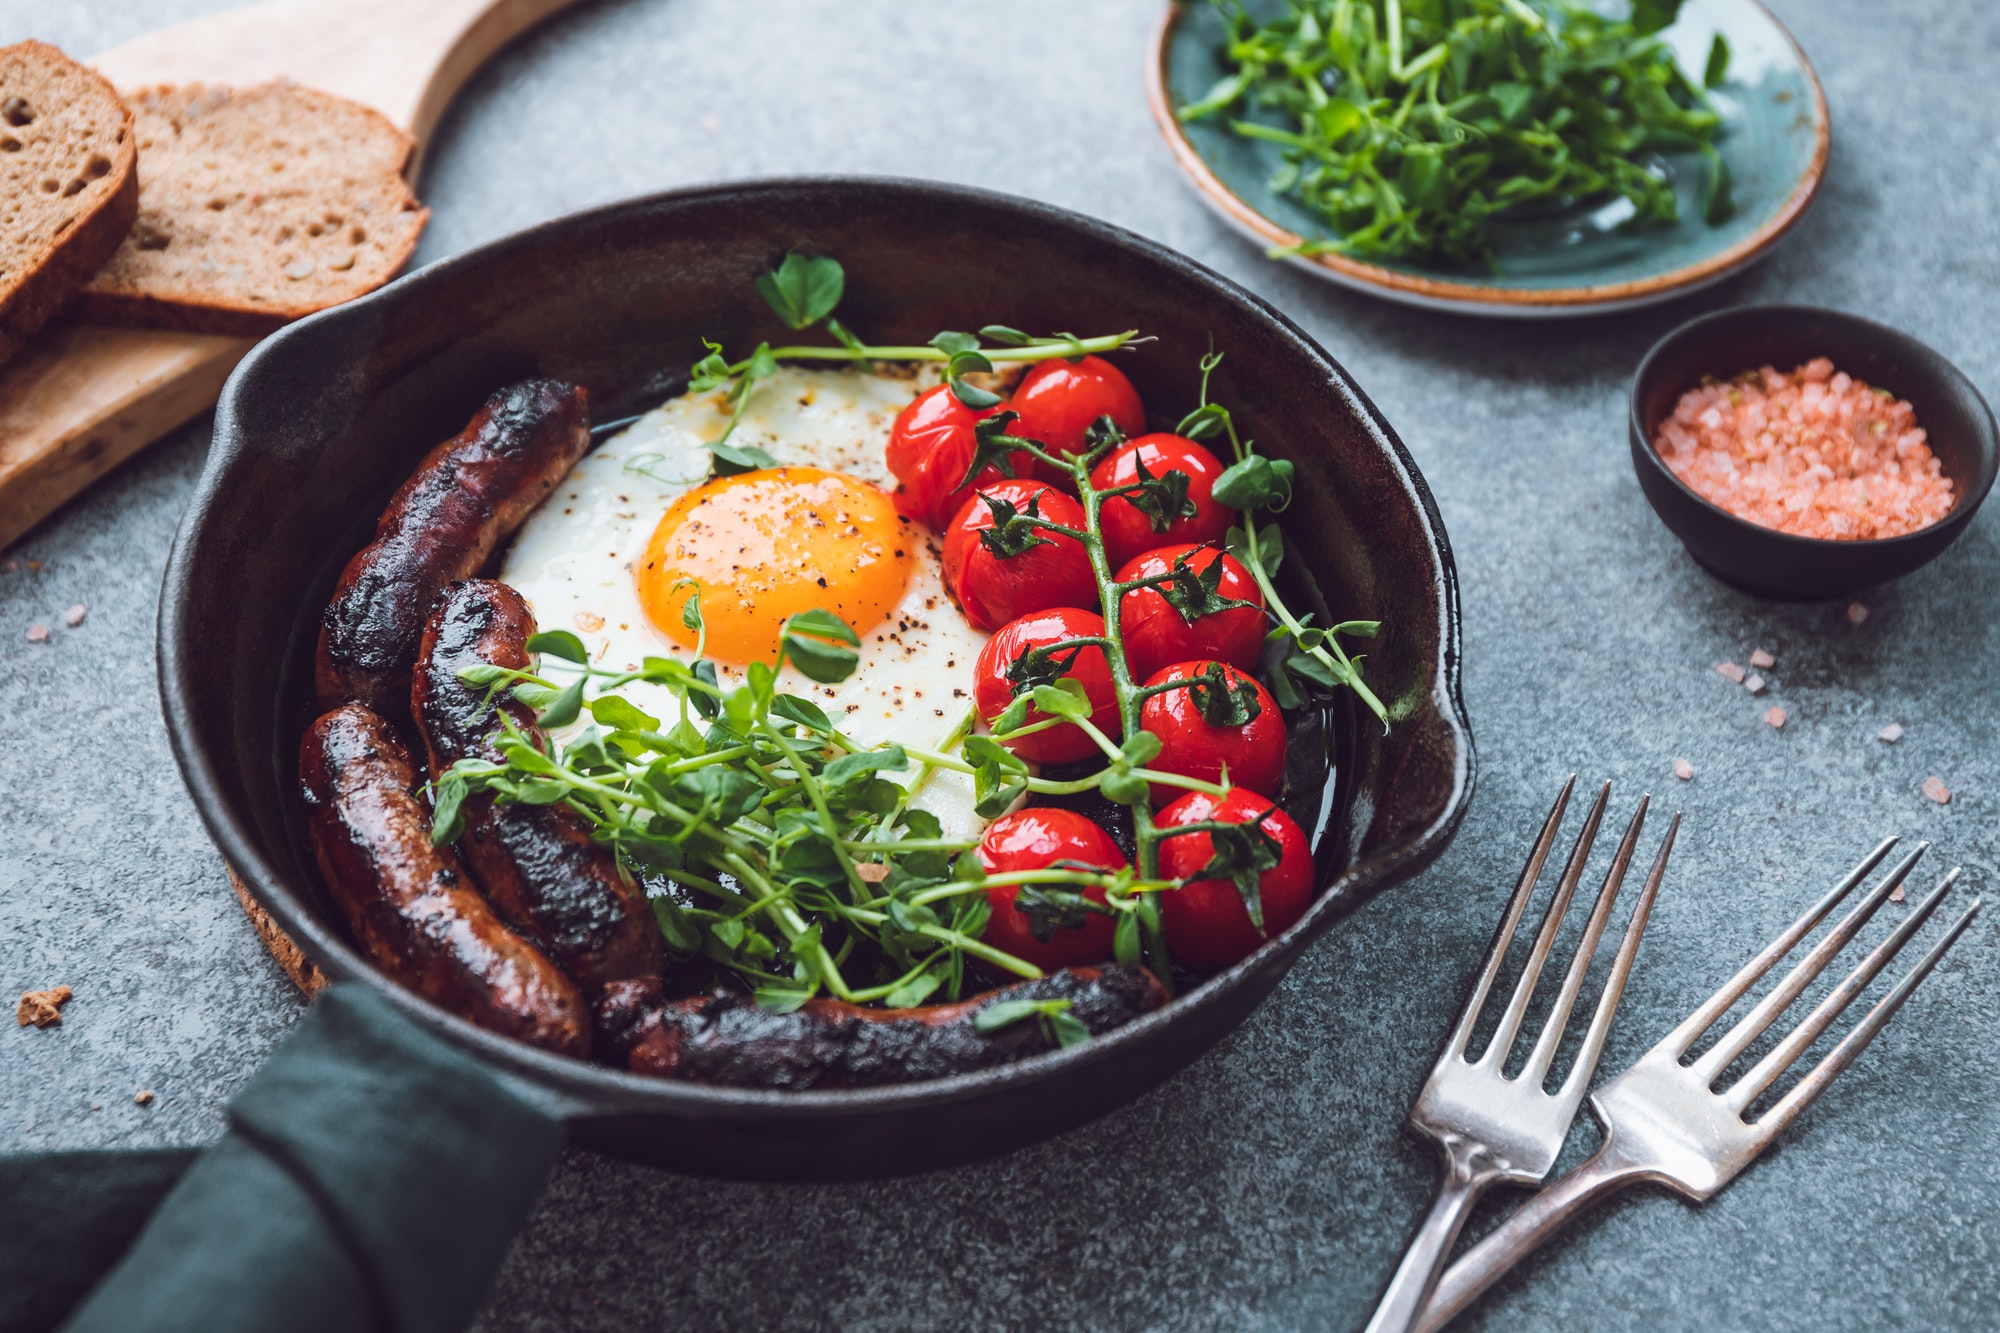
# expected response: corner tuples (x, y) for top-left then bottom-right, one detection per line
(1149, 0), (1828, 316)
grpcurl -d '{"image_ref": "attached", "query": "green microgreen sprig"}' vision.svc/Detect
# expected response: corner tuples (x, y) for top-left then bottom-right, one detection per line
(1182, 0), (1731, 266)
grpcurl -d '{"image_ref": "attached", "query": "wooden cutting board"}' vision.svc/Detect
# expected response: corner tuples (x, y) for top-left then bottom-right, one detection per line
(0, 0), (583, 551)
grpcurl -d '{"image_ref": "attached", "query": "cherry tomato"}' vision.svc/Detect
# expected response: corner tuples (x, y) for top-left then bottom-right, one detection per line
(975, 808), (1126, 969)
(941, 480), (1097, 632)
(1155, 787), (1313, 969)
(1113, 543), (1267, 683)
(1089, 434), (1234, 568)
(1139, 661), (1285, 804)
(885, 385), (1032, 530)
(1006, 355), (1146, 483)
(973, 607), (1122, 765)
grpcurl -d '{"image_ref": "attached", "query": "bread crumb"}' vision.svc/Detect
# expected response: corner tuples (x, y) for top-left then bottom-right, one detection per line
(1888, 883), (1906, 903)
(1878, 723), (1905, 743)
(25, 623), (49, 643)
(62, 603), (86, 626)
(134, 1089), (155, 1106)
(1922, 776), (1951, 805)
(1749, 648), (1775, 669)
(16, 985), (72, 1028)
(1745, 674), (1766, 694)
(1673, 758), (1694, 781)
(1846, 602), (1870, 626)
(1764, 706), (1787, 729)
(1715, 661), (1746, 683)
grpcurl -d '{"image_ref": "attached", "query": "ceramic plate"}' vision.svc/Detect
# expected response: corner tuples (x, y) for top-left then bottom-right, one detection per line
(1149, 0), (1829, 317)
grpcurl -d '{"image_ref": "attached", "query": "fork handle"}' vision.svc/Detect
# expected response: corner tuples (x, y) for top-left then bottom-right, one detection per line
(1363, 1159), (1492, 1333)
(1411, 1142), (1650, 1333)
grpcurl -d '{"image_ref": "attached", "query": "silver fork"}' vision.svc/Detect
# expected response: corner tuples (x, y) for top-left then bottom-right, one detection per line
(1414, 835), (1982, 1333)
(1363, 777), (1679, 1333)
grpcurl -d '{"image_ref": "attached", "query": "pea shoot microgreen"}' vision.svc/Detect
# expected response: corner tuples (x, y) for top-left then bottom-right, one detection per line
(1182, 0), (1732, 266)
(435, 255), (1391, 1022)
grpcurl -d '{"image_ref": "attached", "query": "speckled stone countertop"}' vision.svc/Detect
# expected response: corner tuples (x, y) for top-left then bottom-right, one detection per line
(4, 2), (1995, 1329)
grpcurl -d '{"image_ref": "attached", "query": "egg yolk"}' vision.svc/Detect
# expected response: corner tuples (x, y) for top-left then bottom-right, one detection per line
(638, 467), (915, 665)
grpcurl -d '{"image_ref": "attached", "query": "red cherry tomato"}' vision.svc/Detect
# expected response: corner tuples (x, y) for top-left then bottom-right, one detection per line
(1114, 543), (1267, 683)
(973, 607), (1122, 765)
(975, 808), (1125, 969)
(941, 480), (1097, 632)
(1089, 434), (1234, 568)
(885, 385), (1032, 530)
(1007, 356), (1146, 483)
(1139, 661), (1285, 804)
(1155, 787), (1313, 969)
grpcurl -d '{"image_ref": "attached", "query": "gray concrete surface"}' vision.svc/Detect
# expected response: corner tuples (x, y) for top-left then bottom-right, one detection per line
(4, 1), (1996, 1329)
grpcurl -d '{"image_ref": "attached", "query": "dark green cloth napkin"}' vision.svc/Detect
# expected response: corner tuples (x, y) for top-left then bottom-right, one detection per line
(1, 985), (564, 1333)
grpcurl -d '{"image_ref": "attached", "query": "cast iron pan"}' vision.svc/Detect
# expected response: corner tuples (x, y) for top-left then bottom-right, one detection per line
(158, 178), (1473, 1179)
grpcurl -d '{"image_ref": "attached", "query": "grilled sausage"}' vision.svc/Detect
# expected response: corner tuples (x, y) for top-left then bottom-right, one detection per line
(299, 702), (590, 1057)
(623, 966), (1169, 1089)
(316, 379), (590, 717)
(412, 579), (665, 1050)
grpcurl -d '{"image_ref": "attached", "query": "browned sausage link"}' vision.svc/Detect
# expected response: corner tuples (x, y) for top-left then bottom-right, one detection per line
(316, 379), (590, 717)
(413, 579), (665, 1038)
(299, 703), (590, 1057)
(624, 966), (1169, 1089)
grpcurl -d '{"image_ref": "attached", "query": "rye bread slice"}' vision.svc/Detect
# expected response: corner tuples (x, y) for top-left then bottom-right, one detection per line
(77, 83), (429, 336)
(0, 41), (139, 366)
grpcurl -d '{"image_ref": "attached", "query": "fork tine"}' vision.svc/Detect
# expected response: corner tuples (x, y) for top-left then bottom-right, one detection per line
(1442, 775), (1577, 1058)
(1476, 781), (1611, 1068)
(1554, 813), (1678, 1099)
(1520, 795), (1650, 1086)
(1658, 835), (1907, 1058)
(1755, 895), (1982, 1138)
(1723, 870), (1959, 1115)
(1689, 842), (1929, 1082)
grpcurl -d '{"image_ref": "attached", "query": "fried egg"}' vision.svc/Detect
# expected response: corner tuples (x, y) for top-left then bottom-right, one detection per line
(499, 366), (990, 836)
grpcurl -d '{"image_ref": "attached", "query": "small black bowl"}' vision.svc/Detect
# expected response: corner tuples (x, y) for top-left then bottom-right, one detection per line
(1630, 305), (1997, 600)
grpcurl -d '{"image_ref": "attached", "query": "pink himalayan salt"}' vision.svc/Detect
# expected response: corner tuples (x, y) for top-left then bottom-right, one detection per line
(25, 624), (48, 643)
(1745, 673), (1766, 694)
(1922, 776), (1951, 805)
(1715, 661), (1746, 682)
(1653, 358), (1952, 540)
(1673, 758), (1695, 781)
(1847, 602), (1870, 625)
(1765, 706), (1787, 729)
(1878, 723), (1905, 743)
(1749, 648), (1775, 669)
(62, 603), (86, 627)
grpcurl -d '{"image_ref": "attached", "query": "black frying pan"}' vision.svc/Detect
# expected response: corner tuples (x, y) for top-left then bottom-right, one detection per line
(158, 178), (1473, 1180)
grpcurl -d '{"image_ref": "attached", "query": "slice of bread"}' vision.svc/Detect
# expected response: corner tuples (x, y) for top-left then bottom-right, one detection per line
(77, 83), (429, 336)
(0, 41), (139, 366)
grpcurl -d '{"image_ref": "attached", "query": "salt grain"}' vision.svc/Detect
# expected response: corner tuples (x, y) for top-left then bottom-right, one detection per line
(1749, 648), (1776, 669)
(25, 624), (48, 643)
(134, 1089), (155, 1106)
(1745, 674), (1766, 694)
(1888, 883), (1906, 903)
(1765, 707), (1787, 729)
(1878, 723), (1904, 743)
(1652, 360), (1951, 540)
(1715, 661), (1746, 683)
(1673, 759), (1694, 781)
(62, 603), (86, 627)
(1922, 776), (1951, 805)
(1847, 602), (1870, 626)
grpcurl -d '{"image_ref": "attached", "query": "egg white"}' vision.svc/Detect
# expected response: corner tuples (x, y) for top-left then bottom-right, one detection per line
(498, 365), (991, 838)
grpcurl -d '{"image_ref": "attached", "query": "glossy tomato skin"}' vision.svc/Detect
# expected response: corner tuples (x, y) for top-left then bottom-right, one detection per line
(1007, 356), (1146, 483)
(885, 385), (1030, 530)
(973, 607), (1122, 765)
(1114, 543), (1267, 683)
(1155, 788), (1313, 969)
(1139, 661), (1285, 804)
(975, 808), (1126, 968)
(941, 480), (1097, 631)
(1089, 434), (1234, 568)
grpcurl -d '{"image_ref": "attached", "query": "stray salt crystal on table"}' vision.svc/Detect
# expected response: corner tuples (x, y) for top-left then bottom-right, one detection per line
(1749, 648), (1775, 669)
(1715, 661), (1746, 683)
(1765, 707), (1787, 729)
(1878, 723), (1905, 743)
(1673, 759), (1694, 781)
(62, 603), (86, 627)
(1847, 603), (1870, 626)
(1922, 776), (1951, 805)
(25, 624), (48, 643)
(1745, 674), (1766, 694)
